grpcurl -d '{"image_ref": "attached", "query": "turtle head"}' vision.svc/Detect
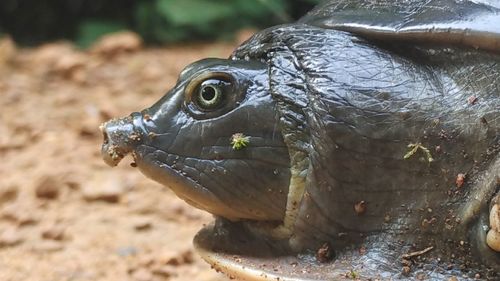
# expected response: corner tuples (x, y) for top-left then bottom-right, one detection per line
(101, 58), (290, 222)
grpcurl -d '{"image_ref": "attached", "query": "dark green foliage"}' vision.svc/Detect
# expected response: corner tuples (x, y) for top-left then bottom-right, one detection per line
(0, 0), (321, 46)
(0, 0), (136, 46)
(136, 0), (289, 43)
(76, 20), (128, 48)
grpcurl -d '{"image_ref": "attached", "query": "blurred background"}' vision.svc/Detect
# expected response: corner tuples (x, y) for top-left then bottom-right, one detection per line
(0, 0), (320, 47)
(0, 1), (319, 281)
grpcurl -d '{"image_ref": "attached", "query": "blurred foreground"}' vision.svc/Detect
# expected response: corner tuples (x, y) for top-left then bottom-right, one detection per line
(0, 32), (246, 281)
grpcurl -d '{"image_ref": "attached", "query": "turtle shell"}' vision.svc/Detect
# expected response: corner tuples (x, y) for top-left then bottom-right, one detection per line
(300, 0), (500, 52)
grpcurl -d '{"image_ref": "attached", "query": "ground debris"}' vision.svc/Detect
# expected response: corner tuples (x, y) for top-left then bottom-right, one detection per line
(0, 227), (23, 247)
(402, 246), (434, 260)
(35, 175), (60, 200)
(455, 173), (466, 188)
(90, 31), (143, 57)
(354, 201), (366, 215)
(41, 224), (66, 241)
(316, 242), (334, 263)
(32, 240), (64, 253)
(82, 174), (129, 203)
(0, 184), (18, 205)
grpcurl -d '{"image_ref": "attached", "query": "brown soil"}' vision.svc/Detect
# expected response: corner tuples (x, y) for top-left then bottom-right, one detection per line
(0, 33), (244, 281)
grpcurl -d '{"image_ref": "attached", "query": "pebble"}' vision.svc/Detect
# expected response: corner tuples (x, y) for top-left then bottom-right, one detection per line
(134, 220), (152, 231)
(32, 240), (64, 253)
(0, 184), (18, 205)
(41, 225), (66, 241)
(82, 175), (127, 203)
(35, 175), (60, 200)
(416, 273), (426, 280)
(90, 31), (143, 57)
(151, 265), (175, 278)
(130, 268), (153, 281)
(0, 227), (23, 247)
(1, 203), (38, 226)
(116, 246), (137, 257)
(157, 249), (194, 266)
(52, 52), (86, 81)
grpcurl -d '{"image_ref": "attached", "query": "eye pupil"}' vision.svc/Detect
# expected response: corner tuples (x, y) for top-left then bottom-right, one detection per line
(202, 86), (216, 101)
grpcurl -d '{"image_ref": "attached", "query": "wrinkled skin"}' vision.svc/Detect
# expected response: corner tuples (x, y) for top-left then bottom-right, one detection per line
(101, 0), (500, 279)
(102, 59), (291, 221)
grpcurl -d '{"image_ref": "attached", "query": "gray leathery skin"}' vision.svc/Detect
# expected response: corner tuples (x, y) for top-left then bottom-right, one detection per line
(102, 59), (291, 221)
(101, 0), (500, 279)
(232, 11), (499, 279)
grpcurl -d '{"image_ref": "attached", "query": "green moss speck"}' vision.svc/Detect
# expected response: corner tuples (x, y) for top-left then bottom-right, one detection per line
(231, 133), (250, 150)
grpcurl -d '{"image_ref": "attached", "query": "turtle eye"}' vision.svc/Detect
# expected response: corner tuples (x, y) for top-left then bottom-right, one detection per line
(197, 82), (223, 109)
(184, 73), (239, 119)
(194, 79), (229, 111)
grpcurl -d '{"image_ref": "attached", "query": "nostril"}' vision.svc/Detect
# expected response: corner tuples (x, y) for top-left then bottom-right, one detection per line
(100, 124), (109, 145)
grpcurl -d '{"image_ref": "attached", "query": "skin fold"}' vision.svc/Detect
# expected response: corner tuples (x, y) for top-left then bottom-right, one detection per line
(101, 0), (499, 279)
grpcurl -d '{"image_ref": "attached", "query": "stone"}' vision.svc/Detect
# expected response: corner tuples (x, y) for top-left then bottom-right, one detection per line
(41, 225), (66, 241)
(133, 219), (152, 231)
(35, 175), (60, 200)
(32, 240), (64, 252)
(82, 175), (127, 203)
(130, 268), (153, 281)
(0, 184), (18, 205)
(91, 32), (142, 57)
(0, 227), (23, 247)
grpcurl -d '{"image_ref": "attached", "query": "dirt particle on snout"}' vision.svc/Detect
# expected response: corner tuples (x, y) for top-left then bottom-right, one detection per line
(316, 242), (334, 263)
(129, 133), (141, 142)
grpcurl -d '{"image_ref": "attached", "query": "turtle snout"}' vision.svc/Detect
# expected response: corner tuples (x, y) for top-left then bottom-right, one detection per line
(100, 112), (148, 167)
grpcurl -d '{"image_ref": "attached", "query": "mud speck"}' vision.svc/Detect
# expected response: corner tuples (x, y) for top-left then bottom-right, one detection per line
(456, 173), (466, 188)
(316, 242), (334, 263)
(354, 201), (366, 215)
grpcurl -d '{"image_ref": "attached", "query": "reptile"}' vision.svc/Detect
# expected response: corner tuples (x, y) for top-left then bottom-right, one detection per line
(101, 0), (500, 279)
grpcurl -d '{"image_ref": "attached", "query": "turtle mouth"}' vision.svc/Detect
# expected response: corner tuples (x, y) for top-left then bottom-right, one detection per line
(134, 144), (258, 220)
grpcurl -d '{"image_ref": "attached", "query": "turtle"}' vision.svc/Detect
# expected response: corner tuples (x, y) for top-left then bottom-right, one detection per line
(100, 0), (500, 280)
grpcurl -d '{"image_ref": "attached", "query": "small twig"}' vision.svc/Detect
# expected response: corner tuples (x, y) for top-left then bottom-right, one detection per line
(402, 246), (434, 259)
(404, 143), (434, 163)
